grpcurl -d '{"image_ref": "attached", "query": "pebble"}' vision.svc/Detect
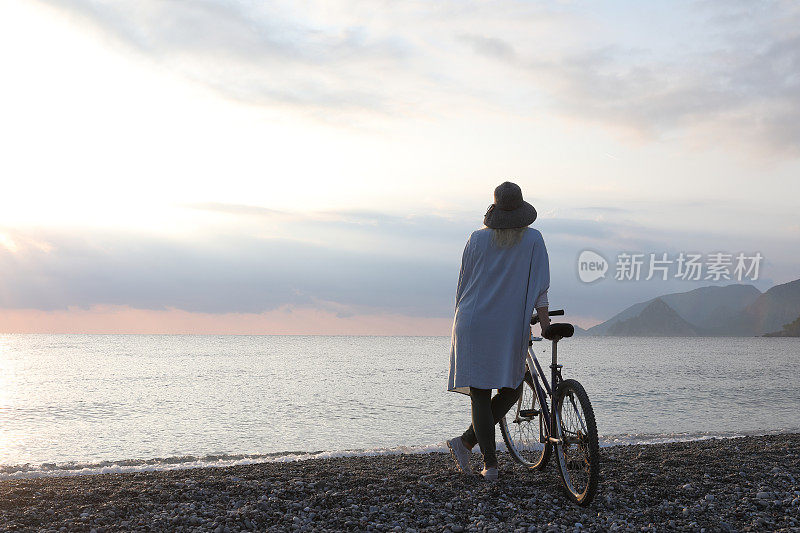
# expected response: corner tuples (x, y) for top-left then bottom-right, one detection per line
(0, 433), (798, 532)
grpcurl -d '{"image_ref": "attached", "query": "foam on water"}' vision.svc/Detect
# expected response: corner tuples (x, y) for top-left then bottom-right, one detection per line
(3, 430), (793, 480)
(0, 443), (450, 480)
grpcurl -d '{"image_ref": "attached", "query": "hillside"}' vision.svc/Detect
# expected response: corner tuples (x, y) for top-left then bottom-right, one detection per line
(587, 279), (800, 337)
(764, 315), (800, 337)
(606, 298), (700, 336)
(735, 279), (800, 336)
(587, 284), (761, 336)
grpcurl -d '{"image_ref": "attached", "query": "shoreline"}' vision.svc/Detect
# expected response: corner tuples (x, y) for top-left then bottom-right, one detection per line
(4, 430), (798, 482)
(1, 434), (798, 532)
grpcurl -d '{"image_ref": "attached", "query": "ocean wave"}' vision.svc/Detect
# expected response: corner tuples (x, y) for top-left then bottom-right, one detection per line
(0, 443), (451, 480)
(2, 430), (796, 480)
(598, 427), (799, 447)
(598, 431), (745, 447)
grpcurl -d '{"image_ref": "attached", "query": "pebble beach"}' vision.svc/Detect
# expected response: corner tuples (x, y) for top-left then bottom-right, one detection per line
(1, 434), (798, 532)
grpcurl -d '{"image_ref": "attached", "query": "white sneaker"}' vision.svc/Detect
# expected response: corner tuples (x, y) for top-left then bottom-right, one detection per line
(480, 466), (498, 482)
(446, 437), (473, 474)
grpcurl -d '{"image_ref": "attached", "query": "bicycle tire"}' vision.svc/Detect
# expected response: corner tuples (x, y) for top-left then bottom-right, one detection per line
(499, 371), (551, 470)
(554, 379), (599, 506)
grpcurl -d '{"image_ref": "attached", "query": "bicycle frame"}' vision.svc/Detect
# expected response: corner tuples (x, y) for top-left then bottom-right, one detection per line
(523, 341), (552, 443)
(503, 310), (600, 506)
(524, 336), (578, 445)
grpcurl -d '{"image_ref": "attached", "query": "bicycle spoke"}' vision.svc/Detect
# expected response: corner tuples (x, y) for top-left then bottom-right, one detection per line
(558, 390), (591, 496)
(501, 374), (549, 468)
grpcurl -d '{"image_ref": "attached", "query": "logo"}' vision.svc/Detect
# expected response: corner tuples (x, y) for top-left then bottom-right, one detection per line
(575, 250), (762, 283)
(578, 250), (608, 283)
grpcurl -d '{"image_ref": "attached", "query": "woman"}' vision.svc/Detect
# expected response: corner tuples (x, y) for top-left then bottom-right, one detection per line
(446, 181), (551, 481)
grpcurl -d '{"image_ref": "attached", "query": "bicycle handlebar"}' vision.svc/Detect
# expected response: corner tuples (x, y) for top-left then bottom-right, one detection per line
(531, 309), (564, 325)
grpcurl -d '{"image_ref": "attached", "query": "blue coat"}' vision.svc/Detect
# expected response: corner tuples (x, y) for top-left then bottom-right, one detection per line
(448, 227), (550, 395)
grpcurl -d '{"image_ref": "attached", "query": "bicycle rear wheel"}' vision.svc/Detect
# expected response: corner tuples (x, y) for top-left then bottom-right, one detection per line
(554, 379), (599, 506)
(500, 371), (551, 470)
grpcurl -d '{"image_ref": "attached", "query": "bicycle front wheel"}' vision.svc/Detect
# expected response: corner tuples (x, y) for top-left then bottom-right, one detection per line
(554, 379), (599, 506)
(500, 371), (551, 470)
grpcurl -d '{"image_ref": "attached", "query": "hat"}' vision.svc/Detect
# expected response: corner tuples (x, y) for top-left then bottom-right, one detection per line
(483, 181), (537, 229)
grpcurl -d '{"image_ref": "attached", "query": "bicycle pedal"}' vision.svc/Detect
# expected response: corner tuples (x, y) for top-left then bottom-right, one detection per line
(519, 409), (540, 417)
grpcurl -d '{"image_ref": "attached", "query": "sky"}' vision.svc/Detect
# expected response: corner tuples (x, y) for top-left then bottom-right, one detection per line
(0, 0), (798, 334)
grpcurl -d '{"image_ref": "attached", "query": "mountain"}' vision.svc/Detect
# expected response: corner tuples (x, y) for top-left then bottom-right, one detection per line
(733, 279), (800, 336)
(662, 284), (762, 334)
(587, 284), (761, 336)
(587, 279), (800, 337)
(606, 298), (700, 336)
(764, 315), (800, 337)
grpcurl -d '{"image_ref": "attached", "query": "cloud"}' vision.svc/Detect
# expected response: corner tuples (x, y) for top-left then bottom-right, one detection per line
(458, 34), (516, 61)
(184, 202), (285, 218)
(182, 202), (477, 252)
(0, 305), (452, 335)
(35, 0), (800, 154)
(5, 200), (786, 330)
(36, 0), (800, 156)
(455, 4), (800, 155)
(573, 206), (631, 214)
(534, 35), (800, 154)
(39, 0), (411, 114)
(0, 227), (458, 318)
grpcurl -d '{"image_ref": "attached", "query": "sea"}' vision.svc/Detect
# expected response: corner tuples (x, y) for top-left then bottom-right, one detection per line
(1, 335), (799, 479)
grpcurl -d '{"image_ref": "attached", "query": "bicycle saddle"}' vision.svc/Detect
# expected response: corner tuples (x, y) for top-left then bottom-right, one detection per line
(543, 323), (574, 340)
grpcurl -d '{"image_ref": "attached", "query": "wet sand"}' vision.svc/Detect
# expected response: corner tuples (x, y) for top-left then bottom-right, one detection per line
(1, 434), (798, 532)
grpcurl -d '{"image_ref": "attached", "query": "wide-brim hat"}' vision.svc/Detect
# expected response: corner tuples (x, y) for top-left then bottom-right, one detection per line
(483, 181), (537, 229)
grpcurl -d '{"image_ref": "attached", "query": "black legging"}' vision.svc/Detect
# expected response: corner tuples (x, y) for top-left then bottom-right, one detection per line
(460, 382), (524, 468)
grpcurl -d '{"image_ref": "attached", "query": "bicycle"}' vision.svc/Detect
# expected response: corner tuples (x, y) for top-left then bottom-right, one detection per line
(499, 309), (600, 506)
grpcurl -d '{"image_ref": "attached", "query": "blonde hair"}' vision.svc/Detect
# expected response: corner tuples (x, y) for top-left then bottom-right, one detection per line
(489, 227), (527, 248)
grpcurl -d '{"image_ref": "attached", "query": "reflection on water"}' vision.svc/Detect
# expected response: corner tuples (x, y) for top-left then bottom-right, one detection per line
(0, 334), (798, 470)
